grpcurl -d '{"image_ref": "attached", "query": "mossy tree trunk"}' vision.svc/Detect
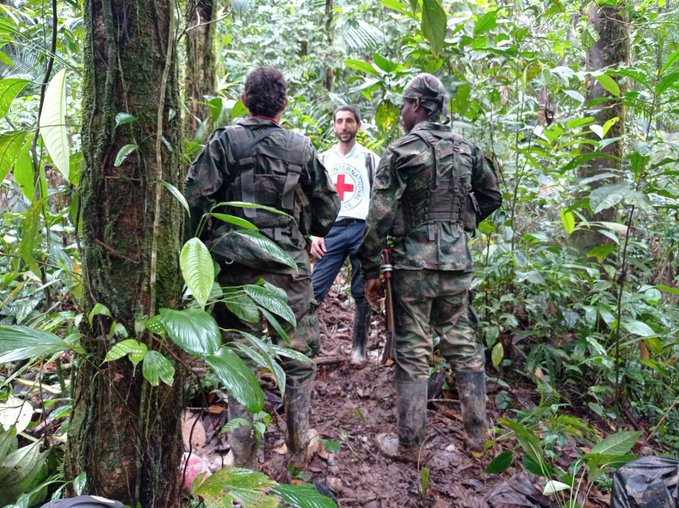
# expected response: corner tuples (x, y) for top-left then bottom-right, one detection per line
(574, 2), (629, 253)
(66, 0), (185, 505)
(185, 0), (216, 139)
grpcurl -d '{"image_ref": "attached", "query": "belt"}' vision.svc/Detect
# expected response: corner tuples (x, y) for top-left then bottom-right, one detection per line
(334, 218), (365, 227)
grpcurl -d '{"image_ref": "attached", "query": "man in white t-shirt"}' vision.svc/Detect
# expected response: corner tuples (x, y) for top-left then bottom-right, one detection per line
(311, 105), (380, 364)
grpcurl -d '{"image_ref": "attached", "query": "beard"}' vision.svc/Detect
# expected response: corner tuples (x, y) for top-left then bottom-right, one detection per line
(339, 131), (357, 143)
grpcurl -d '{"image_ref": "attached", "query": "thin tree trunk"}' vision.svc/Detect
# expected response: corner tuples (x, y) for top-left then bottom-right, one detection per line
(185, 0), (216, 139)
(324, 0), (334, 91)
(66, 0), (184, 505)
(574, 3), (629, 252)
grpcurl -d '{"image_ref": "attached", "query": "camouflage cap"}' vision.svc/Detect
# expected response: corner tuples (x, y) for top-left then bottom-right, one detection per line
(402, 73), (449, 122)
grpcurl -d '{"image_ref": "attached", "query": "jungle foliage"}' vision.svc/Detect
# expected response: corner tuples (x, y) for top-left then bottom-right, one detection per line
(0, 0), (677, 505)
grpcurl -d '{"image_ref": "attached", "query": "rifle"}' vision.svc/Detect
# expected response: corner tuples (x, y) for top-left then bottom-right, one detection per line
(380, 247), (395, 365)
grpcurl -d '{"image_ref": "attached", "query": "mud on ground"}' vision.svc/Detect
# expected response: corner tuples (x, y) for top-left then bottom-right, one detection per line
(184, 289), (611, 507)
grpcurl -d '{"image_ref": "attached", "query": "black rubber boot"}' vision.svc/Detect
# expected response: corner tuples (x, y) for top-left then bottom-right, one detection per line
(455, 370), (488, 455)
(376, 378), (428, 462)
(227, 395), (258, 469)
(351, 301), (372, 364)
(284, 381), (313, 468)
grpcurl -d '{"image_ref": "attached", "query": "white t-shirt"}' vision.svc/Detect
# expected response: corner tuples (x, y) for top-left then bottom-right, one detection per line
(321, 143), (380, 221)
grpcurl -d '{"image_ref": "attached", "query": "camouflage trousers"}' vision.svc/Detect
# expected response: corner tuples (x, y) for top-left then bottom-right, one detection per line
(392, 269), (485, 381)
(214, 263), (319, 387)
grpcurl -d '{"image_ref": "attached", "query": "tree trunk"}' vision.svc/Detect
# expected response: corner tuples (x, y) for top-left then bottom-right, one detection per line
(185, 0), (216, 139)
(324, 0), (334, 91)
(66, 1), (184, 505)
(574, 3), (629, 252)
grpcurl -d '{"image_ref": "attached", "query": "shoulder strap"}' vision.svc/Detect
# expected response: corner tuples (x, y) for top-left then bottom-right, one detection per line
(227, 124), (278, 163)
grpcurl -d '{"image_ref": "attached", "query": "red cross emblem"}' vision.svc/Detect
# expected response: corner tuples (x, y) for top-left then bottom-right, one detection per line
(335, 174), (355, 201)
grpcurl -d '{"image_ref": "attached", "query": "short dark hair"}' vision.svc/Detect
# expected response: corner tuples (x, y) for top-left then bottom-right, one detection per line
(334, 105), (361, 124)
(243, 67), (288, 117)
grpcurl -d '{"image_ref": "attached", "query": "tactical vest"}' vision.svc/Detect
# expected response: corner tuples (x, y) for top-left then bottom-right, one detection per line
(222, 124), (311, 242)
(390, 130), (473, 240)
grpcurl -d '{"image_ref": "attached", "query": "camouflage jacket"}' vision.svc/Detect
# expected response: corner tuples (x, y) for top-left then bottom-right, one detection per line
(186, 118), (340, 271)
(359, 121), (502, 278)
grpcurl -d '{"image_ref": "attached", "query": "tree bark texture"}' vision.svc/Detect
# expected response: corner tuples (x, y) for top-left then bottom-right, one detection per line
(185, 0), (216, 138)
(66, 1), (184, 505)
(324, 0), (334, 91)
(575, 3), (629, 252)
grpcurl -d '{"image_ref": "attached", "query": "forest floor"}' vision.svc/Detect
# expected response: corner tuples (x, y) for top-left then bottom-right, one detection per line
(184, 288), (614, 508)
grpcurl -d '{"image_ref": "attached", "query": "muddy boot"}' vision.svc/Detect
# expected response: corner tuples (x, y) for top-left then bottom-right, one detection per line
(227, 395), (258, 469)
(351, 301), (372, 365)
(456, 370), (488, 455)
(285, 381), (313, 468)
(375, 378), (427, 462)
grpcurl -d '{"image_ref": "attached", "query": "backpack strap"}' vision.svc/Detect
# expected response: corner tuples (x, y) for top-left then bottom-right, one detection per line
(409, 130), (462, 240)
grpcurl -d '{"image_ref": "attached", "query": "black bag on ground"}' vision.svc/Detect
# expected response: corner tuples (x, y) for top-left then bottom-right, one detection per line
(611, 456), (679, 507)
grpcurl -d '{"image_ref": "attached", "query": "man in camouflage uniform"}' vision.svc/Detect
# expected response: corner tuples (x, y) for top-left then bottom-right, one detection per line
(186, 67), (340, 468)
(359, 73), (502, 459)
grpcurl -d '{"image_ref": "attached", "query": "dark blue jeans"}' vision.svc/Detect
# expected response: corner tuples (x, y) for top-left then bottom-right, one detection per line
(311, 221), (366, 305)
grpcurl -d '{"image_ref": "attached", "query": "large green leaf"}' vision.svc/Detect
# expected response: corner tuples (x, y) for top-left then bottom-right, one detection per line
(621, 320), (656, 337)
(0, 326), (68, 363)
(561, 209), (576, 234)
(20, 202), (42, 276)
(234, 336), (287, 396)
(162, 181), (190, 216)
(422, 0), (447, 58)
(0, 130), (28, 184)
(193, 468), (277, 507)
(104, 339), (147, 367)
(243, 284), (296, 327)
(38, 68), (70, 181)
(344, 59), (379, 76)
(223, 289), (261, 323)
(259, 308), (291, 343)
(273, 483), (338, 508)
(215, 201), (293, 219)
(267, 343), (313, 364)
(589, 183), (628, 213)
(0, 439), (48, 506)
(656, 69), (679, 96)
(159, 308), (220, 356)
(180, 238), (214, 309)
(0, 427), (17, 462)
(206, 348), (265, 412)
(13, 133), (35, 201)
(590, 431), (641, 455)
(623, 190), (653, 212)
(475, 10), (497, 35)
(228, 230), (297, 270)
(142, 350), (175, 386)
(0, 78), (30, 118)
(500, 419), (548, 476)
(114, 143), (138, 167)
(375, 100), (400, 132)
(485, 450), (514, 474)
(660, 48), (679, 75)
(593, 74), (620, 96)
(373, 53), (398, 73)
(210, 213), (258, 230)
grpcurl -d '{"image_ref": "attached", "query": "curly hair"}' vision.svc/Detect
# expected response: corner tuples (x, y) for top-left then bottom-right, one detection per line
(243, 67), (288, 117)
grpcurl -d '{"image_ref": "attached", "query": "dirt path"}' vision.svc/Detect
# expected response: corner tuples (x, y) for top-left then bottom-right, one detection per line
(184, 290), (611, 507)
(261, 293), (507, 507)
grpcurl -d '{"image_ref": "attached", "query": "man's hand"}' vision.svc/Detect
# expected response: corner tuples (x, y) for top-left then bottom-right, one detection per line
(365, 277), (384, 310)
(310, 236), (327, 260)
